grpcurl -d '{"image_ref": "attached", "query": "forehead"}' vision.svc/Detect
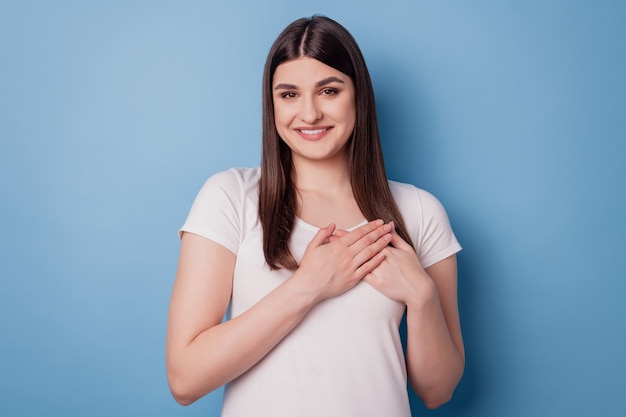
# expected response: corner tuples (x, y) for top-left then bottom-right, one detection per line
(273, 57), (351, 86)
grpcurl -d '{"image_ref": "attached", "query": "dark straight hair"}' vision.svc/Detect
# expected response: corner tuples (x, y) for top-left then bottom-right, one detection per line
(259, 15), (414, 270)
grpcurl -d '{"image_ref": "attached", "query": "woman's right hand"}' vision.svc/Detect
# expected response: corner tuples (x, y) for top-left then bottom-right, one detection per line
(294, 220), (392, 301)
(167, 220), (390, 405)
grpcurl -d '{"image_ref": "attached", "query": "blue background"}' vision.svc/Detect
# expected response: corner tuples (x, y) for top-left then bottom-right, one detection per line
(1, 1), (625, 416)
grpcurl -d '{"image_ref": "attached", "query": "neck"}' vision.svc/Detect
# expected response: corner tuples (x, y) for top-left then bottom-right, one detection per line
(292, 156), (351, 194)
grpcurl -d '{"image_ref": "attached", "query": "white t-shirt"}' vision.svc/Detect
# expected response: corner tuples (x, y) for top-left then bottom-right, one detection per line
(180, 167), (461, 417)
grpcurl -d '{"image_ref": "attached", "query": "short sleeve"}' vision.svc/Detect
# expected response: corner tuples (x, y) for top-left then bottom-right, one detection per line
(179, 169), (243, 255)
(414, 189), (462, 269)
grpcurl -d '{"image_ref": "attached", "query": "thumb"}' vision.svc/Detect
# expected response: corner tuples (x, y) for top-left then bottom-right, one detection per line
(327, 228), (348, 243)
(388, 221), (413, 251)
(307, 223), (336, 248)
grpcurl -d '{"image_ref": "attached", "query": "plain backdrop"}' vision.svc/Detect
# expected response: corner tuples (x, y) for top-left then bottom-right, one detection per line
(1, 1), (625, 416)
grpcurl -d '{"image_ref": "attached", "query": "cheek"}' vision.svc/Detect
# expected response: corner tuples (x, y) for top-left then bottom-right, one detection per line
(336, 96), (356, 126)
(273, 104), (294, 127)
(342, 104), (356, 131)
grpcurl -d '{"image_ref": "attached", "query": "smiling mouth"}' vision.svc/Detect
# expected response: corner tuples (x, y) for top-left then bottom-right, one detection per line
(298, 128), (329, 135)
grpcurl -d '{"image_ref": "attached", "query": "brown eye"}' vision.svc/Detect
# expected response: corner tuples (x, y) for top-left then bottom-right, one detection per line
(321, 88), (338, 96)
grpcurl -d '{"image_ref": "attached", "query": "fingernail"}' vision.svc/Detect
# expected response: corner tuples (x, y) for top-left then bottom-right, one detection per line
(375, 219), (384, 226)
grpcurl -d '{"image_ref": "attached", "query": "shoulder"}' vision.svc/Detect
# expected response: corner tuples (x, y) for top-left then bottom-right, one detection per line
(203, 167), (260, 190)
(180, 167), (260, 251)
(388, 180), (447, 217)
(388, 179), (461, 267)
(187, 166), (261, 224)
(194, 167), (260, 202)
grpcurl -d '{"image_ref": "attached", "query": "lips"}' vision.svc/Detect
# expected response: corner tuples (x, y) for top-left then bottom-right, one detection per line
(300, 128), (327, 135)
(295, 127), (332, 141)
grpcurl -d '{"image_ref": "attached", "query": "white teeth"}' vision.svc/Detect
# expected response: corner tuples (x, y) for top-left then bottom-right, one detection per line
(300, 128), (326, 135)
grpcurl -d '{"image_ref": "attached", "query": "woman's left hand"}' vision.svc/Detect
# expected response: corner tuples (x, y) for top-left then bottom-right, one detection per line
(363, 222), (435, 305)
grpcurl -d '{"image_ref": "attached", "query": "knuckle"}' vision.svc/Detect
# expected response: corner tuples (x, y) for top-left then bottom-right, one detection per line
(362, 247), (377, 261)
(339, 250), (352, 262)
(363, 234), (376, 245)
(361, 222), (377, 235)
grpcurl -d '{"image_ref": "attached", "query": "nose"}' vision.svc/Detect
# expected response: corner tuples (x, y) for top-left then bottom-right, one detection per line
(299, 95), (322, 124)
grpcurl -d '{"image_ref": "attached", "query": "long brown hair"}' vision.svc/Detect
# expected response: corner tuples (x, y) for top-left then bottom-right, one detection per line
(259, 15), (414, 270)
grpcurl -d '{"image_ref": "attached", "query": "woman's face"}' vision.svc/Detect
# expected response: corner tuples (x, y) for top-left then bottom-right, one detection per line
(272, 57), (356, 166)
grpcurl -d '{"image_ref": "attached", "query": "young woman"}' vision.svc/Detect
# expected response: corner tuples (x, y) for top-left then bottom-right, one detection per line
(166, 15), (464, 417)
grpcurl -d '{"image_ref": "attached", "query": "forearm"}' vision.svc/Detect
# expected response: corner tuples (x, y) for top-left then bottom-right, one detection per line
(167, 222), (391, 405)
(167, 275), (317, 405)
(405, 287), (465, 409)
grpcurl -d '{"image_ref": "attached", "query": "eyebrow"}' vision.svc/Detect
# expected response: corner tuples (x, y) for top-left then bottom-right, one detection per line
(274, 76), (345, 91)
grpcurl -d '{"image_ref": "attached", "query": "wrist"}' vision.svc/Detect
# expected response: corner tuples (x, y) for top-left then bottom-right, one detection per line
(405, 275), (439, 310)
(287, 268), (326, 307)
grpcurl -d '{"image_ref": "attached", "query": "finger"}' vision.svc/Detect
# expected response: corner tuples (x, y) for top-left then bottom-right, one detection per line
(354, 250), (386, 280)
(306, 224), (336, 249)
(326, 228), (347, 244)
(352, 232), (392, 267)
(339, 220), (385, 246)
(388, 221), (414, 251)
(362, 271), (381, 289)
(348, 222), (392, 255)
